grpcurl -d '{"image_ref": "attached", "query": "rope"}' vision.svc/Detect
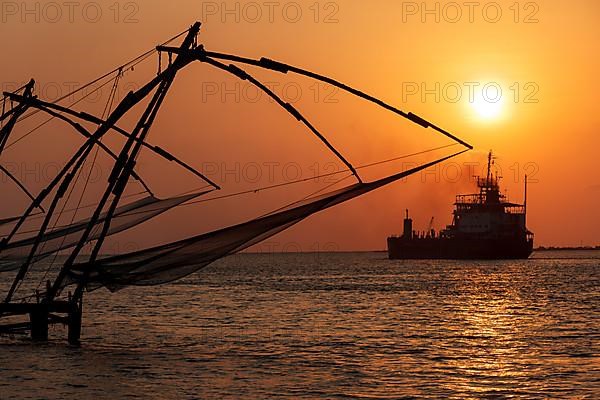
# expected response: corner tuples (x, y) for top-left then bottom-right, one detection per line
(1, 26), (473, 301)
(6, 145), (459, 291)
(10, 190), (150, 236)
(201, 49), (473, 150)
(15, 27), (191, 123)
(18, 136), (98, 297)
(67, 70), (124, 226)
(3, 76), (117, 151)
(259, 173), (354, 218)
(201, 56), (362, 183)
(356, 143), (458, 170)
(2, 27), (192, 151)
(2, 27), (192, 301)
(34, 151), (90, 294)
(102, 69), (122, 119)
(180, 143), (458, 208)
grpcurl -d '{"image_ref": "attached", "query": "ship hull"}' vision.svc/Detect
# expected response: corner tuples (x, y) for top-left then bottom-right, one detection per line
(387, 236), (533, 260)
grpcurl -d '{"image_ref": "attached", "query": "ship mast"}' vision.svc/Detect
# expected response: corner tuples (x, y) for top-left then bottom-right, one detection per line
(486, 150), (492, 186)
(524, 174), (528, 225)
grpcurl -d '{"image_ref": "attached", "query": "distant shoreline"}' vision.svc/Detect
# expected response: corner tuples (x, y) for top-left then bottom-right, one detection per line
(534, 246), (600, 251)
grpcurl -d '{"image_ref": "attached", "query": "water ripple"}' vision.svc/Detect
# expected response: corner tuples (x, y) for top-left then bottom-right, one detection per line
(0, 250), (598, 399)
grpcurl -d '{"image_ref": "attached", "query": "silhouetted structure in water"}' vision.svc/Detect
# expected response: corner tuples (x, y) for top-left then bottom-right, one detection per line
(388, 151), (534, 259)
(0, 22), (472, 343)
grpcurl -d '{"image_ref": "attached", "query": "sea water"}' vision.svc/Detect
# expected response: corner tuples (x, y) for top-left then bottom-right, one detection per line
(0, 250), (598, 399)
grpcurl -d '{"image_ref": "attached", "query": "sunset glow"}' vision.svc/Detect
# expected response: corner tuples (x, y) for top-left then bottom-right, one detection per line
(0, 0), (598, 250)
(0, 2), (598, 397)
(469, 90), (505, 121)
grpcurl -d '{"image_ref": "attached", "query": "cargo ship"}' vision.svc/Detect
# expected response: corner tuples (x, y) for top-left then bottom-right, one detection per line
(387, 151), (534, 259)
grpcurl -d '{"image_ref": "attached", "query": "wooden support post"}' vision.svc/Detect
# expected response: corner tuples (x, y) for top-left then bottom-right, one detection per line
(29, 304), (49, 342)
(68, 301), (82, 345)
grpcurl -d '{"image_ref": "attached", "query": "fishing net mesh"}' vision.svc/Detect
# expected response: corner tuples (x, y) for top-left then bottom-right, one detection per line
(0, 192), (203, 272)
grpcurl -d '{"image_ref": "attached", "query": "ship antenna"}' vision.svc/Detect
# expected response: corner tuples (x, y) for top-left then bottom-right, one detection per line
(486, 150), (492, 186)
(524, 174), (528, 224)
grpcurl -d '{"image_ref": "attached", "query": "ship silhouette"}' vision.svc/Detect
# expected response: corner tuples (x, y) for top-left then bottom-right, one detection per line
(387, 151), (534, 259)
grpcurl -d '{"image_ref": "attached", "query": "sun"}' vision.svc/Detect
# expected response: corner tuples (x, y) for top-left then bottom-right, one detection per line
(469, 85), (505, 121)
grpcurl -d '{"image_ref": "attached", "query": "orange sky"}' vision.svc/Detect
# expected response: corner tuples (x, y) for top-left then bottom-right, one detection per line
(1, 0), (599, 250)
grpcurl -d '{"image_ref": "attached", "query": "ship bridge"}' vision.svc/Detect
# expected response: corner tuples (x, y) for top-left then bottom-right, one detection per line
(443, 151), (531, 237)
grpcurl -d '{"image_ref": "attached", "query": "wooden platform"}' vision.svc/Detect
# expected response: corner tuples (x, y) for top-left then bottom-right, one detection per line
(0, 300), (82, 344)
